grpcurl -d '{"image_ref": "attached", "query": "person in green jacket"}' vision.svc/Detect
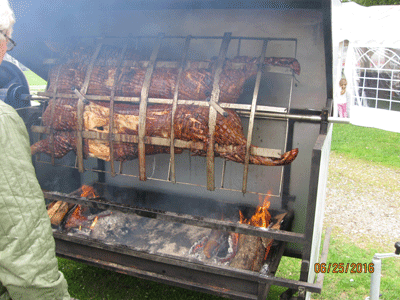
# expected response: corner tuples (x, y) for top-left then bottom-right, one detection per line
(0, 1), (72, 299)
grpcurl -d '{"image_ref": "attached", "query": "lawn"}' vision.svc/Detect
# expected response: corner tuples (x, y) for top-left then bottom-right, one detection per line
(331, 123), (400, 169)
(24, 70), (47, 86)
(25, 73), (400, 299)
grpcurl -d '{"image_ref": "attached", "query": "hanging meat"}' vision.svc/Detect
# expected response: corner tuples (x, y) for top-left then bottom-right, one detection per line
(33, 45), (300, 166)
(31, 100), (298, 166)
(46, 45), (300, 103)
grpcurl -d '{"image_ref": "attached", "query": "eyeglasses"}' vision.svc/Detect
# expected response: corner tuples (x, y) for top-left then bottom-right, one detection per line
(1, 31), (16, 51)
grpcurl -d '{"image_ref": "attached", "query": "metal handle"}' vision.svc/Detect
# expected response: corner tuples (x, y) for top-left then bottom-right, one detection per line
(395, 242), (400, 255)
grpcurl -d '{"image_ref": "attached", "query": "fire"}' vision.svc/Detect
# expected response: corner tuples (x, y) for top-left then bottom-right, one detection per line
(65, 185), (99, 230)
(89, 216), (99, 230)
(238, 191), (272, 261)
(239, 191), (271, 228)
(64, 205), (87, 229)
(80, 185), (97, 198)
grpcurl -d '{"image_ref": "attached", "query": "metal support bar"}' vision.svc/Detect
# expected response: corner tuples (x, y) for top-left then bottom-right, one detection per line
(169, 35), (191, 183)
(315, 227), (332, 287)
(206, 32), (231, 191)
(75, 43), (103, 173)
(48, 65), (63, 166)
(109, 44), (128, 177)
(43, 191), (305, 244)
(138, 33), (164, 181)
(76, 94), (85, 173)
(242, 39), (268, 194)
(300, 133), (326, 283)
(207, 98), (228, 117)
(237, 110), (350, 124)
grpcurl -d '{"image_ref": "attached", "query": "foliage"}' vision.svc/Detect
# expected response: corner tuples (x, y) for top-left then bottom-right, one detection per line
(351, 0), (400, 6)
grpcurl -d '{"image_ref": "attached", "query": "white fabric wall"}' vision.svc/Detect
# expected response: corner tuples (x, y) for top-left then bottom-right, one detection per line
(332, 1), (400, 133)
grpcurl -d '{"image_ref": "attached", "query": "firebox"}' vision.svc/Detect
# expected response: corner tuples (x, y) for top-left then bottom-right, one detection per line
(7, 0), (334, 299)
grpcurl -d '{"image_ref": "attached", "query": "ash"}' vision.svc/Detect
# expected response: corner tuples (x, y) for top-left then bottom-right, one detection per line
(66, 211), (212, 258)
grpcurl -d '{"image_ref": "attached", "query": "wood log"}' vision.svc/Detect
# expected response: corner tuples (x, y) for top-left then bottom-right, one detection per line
(229, 212), (287, 271)
(47, 200), (70, 226)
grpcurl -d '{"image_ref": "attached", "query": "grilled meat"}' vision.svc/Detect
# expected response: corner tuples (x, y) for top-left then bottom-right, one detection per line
(47, 46), (300, 103)
(31, 100), (298, 166)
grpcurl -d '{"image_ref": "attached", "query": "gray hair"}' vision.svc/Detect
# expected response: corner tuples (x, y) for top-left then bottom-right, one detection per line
(0, 0), (15, 40)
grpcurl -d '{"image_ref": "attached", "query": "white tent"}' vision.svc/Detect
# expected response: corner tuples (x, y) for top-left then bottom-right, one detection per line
(332, 1), (400, 133)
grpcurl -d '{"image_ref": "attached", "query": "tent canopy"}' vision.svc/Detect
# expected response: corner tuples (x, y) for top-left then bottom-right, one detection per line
(333, 1), (400, 48)
(332, 1), (400, 133)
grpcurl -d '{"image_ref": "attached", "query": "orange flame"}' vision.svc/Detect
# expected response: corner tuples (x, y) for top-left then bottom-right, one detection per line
(65, 205), (87, 229)
(238, 191), (273, 262)
(239, 191), (272, 229)
(90, 216), (99, 230)
(81, 185), (97, 198)
(64, 185), (99, 229)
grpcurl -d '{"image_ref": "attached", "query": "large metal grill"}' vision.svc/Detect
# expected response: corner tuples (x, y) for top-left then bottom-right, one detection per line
(7, 0), (334, 299)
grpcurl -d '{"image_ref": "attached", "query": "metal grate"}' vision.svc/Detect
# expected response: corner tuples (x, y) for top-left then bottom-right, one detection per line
(33, 33), (299, 197)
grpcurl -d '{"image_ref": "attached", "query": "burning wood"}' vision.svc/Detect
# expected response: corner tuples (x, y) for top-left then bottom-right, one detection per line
(47, 200), (70, 226)
(189, 192), (278, 271)
(239, 193), (272, 228)
(46, 185), (101, 229)
(189, 230), (238, 264)
(89, 216), (99, 230)
(230, 192), (272, 271)
(64, 205), (88, 229)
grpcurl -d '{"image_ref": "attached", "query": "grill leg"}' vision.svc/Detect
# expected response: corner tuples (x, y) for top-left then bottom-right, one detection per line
(280, 288), (295, 300)
(257, 282), (271, 300)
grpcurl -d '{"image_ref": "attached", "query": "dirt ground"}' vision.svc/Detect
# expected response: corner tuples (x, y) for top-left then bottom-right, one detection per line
(323, 152), (400, 251)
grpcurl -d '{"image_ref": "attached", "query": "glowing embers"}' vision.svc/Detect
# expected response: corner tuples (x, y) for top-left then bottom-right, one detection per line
(189, 230), (239, 264)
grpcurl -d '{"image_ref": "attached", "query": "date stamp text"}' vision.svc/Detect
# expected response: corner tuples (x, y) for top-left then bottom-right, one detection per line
(314, 263), (374, 274)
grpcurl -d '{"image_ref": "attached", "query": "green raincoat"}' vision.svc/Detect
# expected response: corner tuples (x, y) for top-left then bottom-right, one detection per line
(0, 101), (70, 300)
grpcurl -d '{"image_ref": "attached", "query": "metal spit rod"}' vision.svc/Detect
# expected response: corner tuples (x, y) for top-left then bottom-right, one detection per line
(237, 110), (351, 124)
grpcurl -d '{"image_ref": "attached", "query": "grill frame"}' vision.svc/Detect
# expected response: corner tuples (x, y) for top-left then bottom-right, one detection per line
(10, 0), (335, 298)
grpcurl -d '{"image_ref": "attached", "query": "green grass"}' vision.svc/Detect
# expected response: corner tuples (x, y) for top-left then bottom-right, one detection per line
(331, 123), (400, 169)
(23, 70), (47, 86)
(276, 233), (400, 300)
(59, 234), (400, 300)
(59, 258), (224, 300)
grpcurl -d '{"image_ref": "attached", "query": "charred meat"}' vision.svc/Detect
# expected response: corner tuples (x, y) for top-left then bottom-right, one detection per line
(47, 46), (300, 103)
